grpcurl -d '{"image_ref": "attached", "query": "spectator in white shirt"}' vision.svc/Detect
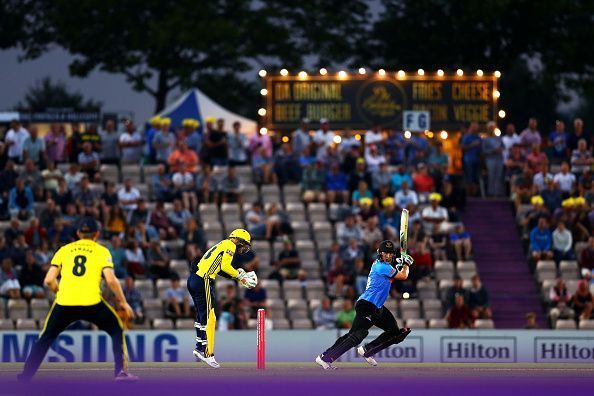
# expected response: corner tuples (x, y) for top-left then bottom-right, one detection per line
(119, 121), (143, 164)
(421, 193), (448, 234)
(394, 181), (418, 209)
(533, 164), (553, 193)
(553, 161), (576, 196)
(552, 221), (573, 264)
(313, 118), (335, 161)
(501, 123), (520, 162)
(364, 124), (384, 147)
(570, 138), (593, 174)
(5, 120), (30, 163)
(118, 178), (141, 212)
(364, 144), (386, 173)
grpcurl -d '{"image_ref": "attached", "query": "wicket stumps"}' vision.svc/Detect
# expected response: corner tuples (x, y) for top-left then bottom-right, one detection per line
(257, 308), (266, 369)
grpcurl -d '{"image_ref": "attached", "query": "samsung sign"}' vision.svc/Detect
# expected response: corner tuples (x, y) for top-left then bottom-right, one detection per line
(2, 330), (594, 364)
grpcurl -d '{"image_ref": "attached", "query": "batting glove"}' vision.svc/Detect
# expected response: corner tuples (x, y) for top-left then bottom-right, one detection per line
(395, 253), (414, 267)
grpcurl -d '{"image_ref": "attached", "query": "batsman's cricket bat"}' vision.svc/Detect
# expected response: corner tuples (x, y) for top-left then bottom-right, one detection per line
(400, 209), (409, 254)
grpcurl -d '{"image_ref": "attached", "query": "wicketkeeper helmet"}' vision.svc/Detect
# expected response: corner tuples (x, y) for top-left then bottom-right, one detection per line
(229, 228), (252, 246)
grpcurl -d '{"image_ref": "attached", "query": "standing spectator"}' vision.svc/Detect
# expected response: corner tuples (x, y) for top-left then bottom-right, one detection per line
(385, 129), (405, 165)
(572, 280), (593, 320)
(165, 274), (191, 318)
(446, 293), (473, 329)
(530, 217), (553, 261)
(168, 140), (199, 173)
(205, 118), (229, 166)
(482, 121), (505, 196)
(227, 121), (248, 166)
(313, 297), (337, 329)
(313, 118), (335, 163)
(220, 165), (242, 204)
(450, 224), (472, 261)
(118, 179), (140, 213)
(501, 123), (520, 162)
(549, 278), (575, 324)
(292, 118), (311, 156)
(421, 193), (448, 235)
(274, 143), (300, 185)
(468, 275), (492, 319)
(0, 257), (21, 299)
(519, 117), (542, 155)
(81, 123), (102, 152)
(145, 116), (161, 162)
(552, 221), (573, 264)
(364, 144), (386, 173)
(183, 118), (201, 155)
(441, 176), (466, 221)
(5, 120), (30, 164)
(22, 125), (46, 166)
(99, 119), (121, 164)
(553, 161), (576, 197)
(567, 118), (589, 153)
(336, 300), (356, 329)
(548, 120), (568, 164)
(325, 164), (349, 204)
(460, 121), (481, 196)
(248, 130), (273, 184)
(19, 251), (46, 299)
(8, 178), (34, 220)
(44, 123), (66, 163)
(152, 118), (176, 165)
(119, 121), (143, 164)
(78, 142), (101, 182)
(68, 123), (84, 163)
(570, 139), (593, 174)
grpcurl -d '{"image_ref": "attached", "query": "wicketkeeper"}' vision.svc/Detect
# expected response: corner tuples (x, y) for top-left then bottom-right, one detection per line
(187, 229), (257, 368)
(316, 240), (413, 369)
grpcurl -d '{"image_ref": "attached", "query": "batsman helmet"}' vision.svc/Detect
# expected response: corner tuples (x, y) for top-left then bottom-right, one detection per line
(378, 240), (396, 254)
(229, 228), (251, 246)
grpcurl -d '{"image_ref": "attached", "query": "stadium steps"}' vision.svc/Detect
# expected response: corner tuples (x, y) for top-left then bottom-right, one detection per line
(463, 198), (546, 329)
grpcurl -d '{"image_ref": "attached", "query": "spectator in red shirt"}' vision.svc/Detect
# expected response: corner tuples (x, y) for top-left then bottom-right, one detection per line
(150, 201), (177, 240)
(411, 236), (432, 281)
(526, 143), (548, 174)
(24, 217), (46, 248)
(446, 293), (473, 329)
(412, 163), (435, 197)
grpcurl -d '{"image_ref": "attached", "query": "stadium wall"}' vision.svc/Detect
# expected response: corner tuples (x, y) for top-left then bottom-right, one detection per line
(1, 330), (594, 364)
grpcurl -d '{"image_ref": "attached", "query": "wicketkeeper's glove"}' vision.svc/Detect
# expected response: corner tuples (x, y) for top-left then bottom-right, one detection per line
(237, 268), (258, 289)
(395, 253), (414, 271)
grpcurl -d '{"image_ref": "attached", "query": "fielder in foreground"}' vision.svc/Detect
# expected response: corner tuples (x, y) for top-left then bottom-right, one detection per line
(187, 229), (257, 368)
(315, 240), (413, 369)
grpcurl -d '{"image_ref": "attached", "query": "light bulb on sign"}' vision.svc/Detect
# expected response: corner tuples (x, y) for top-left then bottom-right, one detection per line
(280, 69), (288, 76)
(259, 127), (268, 135)
(440, 130), (448, 140)
(404, 131), (412, 139)
(333, 135), (342, 144)
(456, 69), (464, 76)
(493, 90), (500, 99)
(358, 68), (366, 75)
(402, 292), (410, 299)
(417, 68), (425, 76)
(494, 128), (501, 136)
(338, 70), (347, 79)
(260, 88), (268, 96)
(494, 70), (501, 78)
(437, 69), (444, 77)
(397, 70), (405, 79)
(319, 68), (328, 75)
(354, 134), (361, 141)
(498, 110), (506, 118)
(259, 69), (267, 77)
(258, 108), (266, 116)
(378, 69), (386, 76)
(476, 69), (484, 76)
(282, 136), (289, 143)
(298, 71), (307, 79)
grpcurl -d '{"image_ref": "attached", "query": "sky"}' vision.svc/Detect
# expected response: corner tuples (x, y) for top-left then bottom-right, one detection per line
(0, 47), (172, 123)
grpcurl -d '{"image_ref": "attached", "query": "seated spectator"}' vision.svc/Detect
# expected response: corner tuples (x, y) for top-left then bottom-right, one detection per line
(444, 275), (468, 309)
(248, 130), (274, 184)
(529, 218), (553, 261)
(526, 143), (548, 174)
(244, 280), (267, 318)
(301, 157), (326, 203)
(372, 162), (392, 195)
(19, 251), (46, 300)
(171, 171), (197, 212)
(353, 258), (369, 296)
(468, 275), (492, 319)
(348, 158), (371, 193)
(361, 217), (382, 250)
(394, 180), (418, 210)
(525, 312), (538, 329)
(151, 164), (174, 202)
(341, 238), (365, 270)
(327, 259), (352, 298)
(4, 218), (22, 244)
(364, 144), (386, 173)
(421, 193), (448, 235)
(549, 278), (575, 324)
(41, 160), (62, 194)
(78, 142), (101, 182)
(147, 240), (170, 279)
(276, 240), (306, 281)
(34, 239), (52, 269)
(553, 161), (576, 197)
(20, 159), (44, 200)
(100, 182), (119, 215)
(571, 139), (593, 174)
(108, 236), (127, 278)
(336, 299), (356, 329)
(522, 195), (549, 237)
(0, 257), (21, 299)
(446, 293), (473, 329)
(324, 241), (342, 274)
(182, 217), (205, 260)
(552, 221), (573, 264)
(409, 219), (426, 252)
(265, 203), (292, 240)
(165, 274), (191, 318)
(410, 237), (433, 280)
(53, 178), (74, 213)
(167, 199), (192, 234)
(450, 224), (472, 261)
(336, 214), (362, 248)
(64, 163), (84, 192)
(219, 166), (242, 204)
(313, 297), (337, 330)
(104, 205), (127, 238)
(548, 120), (567, 164)
(128, 198), (150, 227)
(504, 144), (525, 181)
(325, 163), (349, 204)
(122, 276), (144, 325)
(118, 178), (140, 213)
(357, 197), (378, 223)
(572, 279), (593, 320)
(125, 239), (147, 278)
(429, 232), (447, 261)
(273, 143), (300, 185)
(62, 203), (80, 227)
(391, 164), (413, 192)
(74, 177), (99, 217)
(379, 197), (399, 240)
(532, 164), (554, 193)
(8, 178), (34, 220)
(24, 217), (46, 249)
(170, 139), (200, 173)
(541, 176), (562, 213)
(47, 218), (76, 247)
(412, 163), (435, 198)
(351, 180), (373, 207)
(12, 234), (29, 267)
(245, 201), (267, 240)
(512, 166), (534, 209)
(195, 164), (218, 204)
(580, 236), (594, 271)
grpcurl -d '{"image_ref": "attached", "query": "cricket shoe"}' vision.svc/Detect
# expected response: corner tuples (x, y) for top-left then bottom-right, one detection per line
(315, 355), (338, 370)
(357, 346), (378, 367)
(115, 371), (139, 382)
(193, 349), (221, 368)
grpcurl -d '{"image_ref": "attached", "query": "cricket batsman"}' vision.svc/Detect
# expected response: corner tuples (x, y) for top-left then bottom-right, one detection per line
(315, 240), (413, 369)
(187, 228), (257, 368)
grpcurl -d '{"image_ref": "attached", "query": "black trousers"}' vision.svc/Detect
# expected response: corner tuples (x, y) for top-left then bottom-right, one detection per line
(21, 300), (127, 379)
(322, 299), (404, 362)
(186, 272), (216, 355)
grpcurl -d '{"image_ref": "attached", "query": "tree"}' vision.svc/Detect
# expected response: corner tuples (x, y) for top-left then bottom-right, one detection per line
(15, 77), (102, 112)
(18, 0), (369, 116)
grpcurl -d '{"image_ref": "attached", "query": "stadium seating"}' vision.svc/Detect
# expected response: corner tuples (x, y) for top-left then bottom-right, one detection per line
(555, 319), (577, 330)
